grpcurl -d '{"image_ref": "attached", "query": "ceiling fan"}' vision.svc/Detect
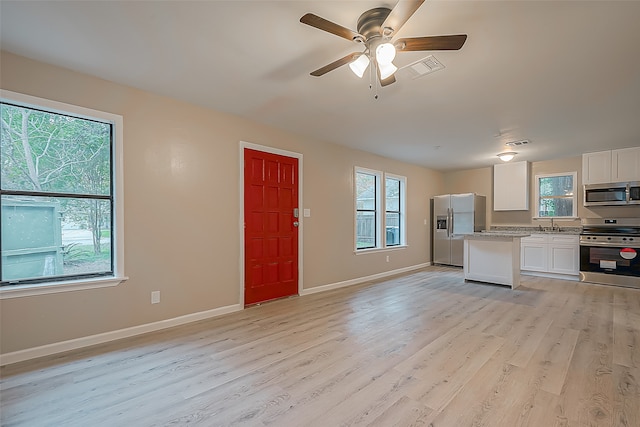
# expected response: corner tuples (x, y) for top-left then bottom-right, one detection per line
(300, 0), (467, 88)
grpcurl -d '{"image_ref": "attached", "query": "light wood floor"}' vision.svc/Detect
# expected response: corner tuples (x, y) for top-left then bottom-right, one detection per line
(1, 266), (639, 426)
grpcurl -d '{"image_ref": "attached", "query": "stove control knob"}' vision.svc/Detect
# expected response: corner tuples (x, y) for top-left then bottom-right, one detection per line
(607, 237), (612, 240)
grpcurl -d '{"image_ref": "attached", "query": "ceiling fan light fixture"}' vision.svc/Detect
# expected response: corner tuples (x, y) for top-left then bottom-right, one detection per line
(379, 62), (398, 80)
(497, 152), (517, 162)
(375, 42), (396, 65)
(349, 54), (370, 78)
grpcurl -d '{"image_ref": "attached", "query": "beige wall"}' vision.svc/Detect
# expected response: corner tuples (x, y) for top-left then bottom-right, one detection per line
(0, 51), (444, 355)
(444, 156), (640, 228)
(442, 167), (493, 225)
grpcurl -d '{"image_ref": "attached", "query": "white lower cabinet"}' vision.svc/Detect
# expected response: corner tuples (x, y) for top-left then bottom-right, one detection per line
(521, 234), (579, 277)
(521, 235), (547, 271)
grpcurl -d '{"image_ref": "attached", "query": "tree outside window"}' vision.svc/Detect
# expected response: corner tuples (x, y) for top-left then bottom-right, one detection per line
(536, 172), (577, 218)
(1, 102), (113, 284)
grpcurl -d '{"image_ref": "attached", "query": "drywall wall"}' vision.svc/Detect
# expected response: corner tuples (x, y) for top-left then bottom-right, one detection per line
(0, 51), (442, 355)
(444, 156), (640, 227)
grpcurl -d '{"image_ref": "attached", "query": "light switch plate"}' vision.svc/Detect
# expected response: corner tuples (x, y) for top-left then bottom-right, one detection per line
(303, 209), (311, 217)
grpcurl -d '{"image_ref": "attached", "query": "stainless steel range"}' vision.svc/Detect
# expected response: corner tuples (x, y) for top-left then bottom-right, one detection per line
(580, 218), (640, 289)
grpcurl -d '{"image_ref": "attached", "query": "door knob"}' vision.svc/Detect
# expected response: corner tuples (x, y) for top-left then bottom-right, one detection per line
(293, 221), (299, 227)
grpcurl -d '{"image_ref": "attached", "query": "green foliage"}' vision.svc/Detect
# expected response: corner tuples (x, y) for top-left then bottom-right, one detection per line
(1, 103), (112, 255)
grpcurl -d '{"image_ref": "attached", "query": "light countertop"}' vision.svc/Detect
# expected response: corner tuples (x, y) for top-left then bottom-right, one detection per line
(467, 232), (531, 239)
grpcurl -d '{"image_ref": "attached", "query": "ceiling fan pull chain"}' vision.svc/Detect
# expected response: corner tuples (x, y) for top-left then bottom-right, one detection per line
(369, 57), (374, 91)
(371, 61), (380, 99)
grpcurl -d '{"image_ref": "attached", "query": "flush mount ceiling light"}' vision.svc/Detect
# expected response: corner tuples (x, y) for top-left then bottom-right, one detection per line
(497, 152), (518, 162)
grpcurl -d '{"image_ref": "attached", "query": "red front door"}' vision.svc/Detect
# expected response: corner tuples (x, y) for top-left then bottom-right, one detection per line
(244, 148), (299, 305)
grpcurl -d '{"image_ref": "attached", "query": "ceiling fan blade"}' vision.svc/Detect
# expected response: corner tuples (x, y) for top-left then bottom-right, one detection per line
(381, 0), (426, 36)
(300, 13), (362, 42)
(310, 52), (361, 77)
(395, 34), (468, 51)
(380, 74), (396, 87)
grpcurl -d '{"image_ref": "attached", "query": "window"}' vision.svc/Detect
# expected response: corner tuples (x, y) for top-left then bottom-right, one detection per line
(1, 90), (124, 292)
(385, 176), (402, 246)
(355, 169), (380, 249)
(355, 167), (406, 250)
(535, 172), (577, 218)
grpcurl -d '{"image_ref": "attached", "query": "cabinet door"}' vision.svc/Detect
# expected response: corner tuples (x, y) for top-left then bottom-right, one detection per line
(582, 151), (611, 184)
(521, 235), (547, 271)
(611, 147), (640, 182)
(494, 161), (529, 210)
(548, 244), (579, 275)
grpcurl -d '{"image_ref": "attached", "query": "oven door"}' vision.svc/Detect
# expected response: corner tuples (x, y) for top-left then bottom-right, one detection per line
(580, 241), (640, 288)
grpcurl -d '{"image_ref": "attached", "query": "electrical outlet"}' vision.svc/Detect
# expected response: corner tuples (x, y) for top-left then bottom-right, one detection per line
(151, 291), (160, 304)
(386, 255), (390, 262)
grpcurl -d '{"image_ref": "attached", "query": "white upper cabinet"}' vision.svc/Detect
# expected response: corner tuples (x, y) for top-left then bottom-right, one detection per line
(494, 161), (529, 211)
(612, 147), (640, 182)
(582, 150), (612, 184)
(583, 147), (640, 184)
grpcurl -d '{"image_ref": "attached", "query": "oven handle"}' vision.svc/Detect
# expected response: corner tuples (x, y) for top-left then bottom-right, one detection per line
(580, 241), (640, 249)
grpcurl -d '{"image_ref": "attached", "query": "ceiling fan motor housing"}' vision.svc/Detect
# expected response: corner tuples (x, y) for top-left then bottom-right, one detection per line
(356, 7), (392, 46)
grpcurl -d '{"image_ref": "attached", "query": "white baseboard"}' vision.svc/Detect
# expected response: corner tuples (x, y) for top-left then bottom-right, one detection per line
(0, 303), (242, 366)
(300, 262), (431, 296)
(1, 264), (432, 366)
(521, 271), (579, 281)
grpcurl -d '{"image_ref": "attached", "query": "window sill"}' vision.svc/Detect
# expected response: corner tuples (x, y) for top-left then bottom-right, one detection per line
(0, 276), (128, 299)
(355, 245), (408, 255)
(532, 217), (580, 220)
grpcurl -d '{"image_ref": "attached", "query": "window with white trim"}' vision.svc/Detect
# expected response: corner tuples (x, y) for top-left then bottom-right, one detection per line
(535, 172), (577, 218)
(1, 91), (124, 289)
(355, 167), (406, 250)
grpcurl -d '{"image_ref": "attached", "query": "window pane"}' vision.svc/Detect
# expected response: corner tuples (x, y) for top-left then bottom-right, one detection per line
(539, 175), (573, 197)
(386, 213), (400, 246)
(356, 211), (375, 249)
(385, 178), (400, 211)
(537, 173), (575, 217)
(356, 172), (375, 210)
(1, 103), (111, 195)
(538, 197), (574, 217)
(1, 195), (112, 281)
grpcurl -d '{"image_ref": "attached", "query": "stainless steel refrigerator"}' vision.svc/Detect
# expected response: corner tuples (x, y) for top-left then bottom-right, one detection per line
(432, 193), (486, 266)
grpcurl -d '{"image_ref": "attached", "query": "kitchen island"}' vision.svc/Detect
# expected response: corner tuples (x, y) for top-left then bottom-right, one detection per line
(463, 232), (530, 289)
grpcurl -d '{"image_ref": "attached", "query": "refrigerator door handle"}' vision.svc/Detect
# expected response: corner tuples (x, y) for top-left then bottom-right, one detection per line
(447, 208), (452, 237)
(450, 208), (454, 236)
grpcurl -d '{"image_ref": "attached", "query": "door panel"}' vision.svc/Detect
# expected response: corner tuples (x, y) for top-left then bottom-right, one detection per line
(244, 148), (299, 305)
(432, 195), (450, 264)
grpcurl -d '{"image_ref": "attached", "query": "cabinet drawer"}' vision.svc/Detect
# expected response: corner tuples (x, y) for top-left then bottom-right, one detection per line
(548, 234), (579, 244)
(521, 234), (547, 244)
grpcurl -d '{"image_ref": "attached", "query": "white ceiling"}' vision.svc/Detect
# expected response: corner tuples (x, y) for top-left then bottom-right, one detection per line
(2, 1), (639, 171)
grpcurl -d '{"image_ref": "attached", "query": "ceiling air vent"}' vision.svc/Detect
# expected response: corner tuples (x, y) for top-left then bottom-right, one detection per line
(505, 139), (530, 147)
(401, 55), (445, 79)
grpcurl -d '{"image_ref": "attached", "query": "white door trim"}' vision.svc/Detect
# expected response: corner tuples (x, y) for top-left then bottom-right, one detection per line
(239, 141), (304, 307)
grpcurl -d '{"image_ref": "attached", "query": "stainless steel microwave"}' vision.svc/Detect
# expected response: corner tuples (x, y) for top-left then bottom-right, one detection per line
(584, 182), (640, 206)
